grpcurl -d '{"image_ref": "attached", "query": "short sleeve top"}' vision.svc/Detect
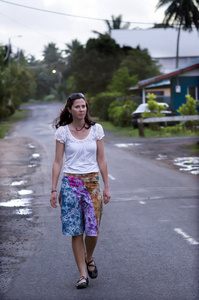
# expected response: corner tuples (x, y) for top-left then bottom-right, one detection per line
(55, 123), (104, 174)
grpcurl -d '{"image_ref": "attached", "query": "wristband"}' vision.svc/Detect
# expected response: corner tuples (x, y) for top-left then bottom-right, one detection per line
(51, 190), (57, 193)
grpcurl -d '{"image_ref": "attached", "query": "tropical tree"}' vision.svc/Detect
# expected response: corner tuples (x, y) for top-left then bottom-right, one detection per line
(156, 0), (199, 68)
(105, 15), (130, 34)
(120, 46), (161, 81)
(43, 42), (62, 63)
(65, 39), (82, 55)
(108, 67), (138, 95)
(93, 14), (130, 36)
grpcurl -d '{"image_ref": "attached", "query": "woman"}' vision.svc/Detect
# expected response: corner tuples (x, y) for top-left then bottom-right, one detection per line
(50, 93), (111, 289)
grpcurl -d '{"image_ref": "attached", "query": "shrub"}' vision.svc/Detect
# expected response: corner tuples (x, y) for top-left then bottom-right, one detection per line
(42, 94), (57, 102)
(177, 94), (198, 115)
(90, 92), (122, 120)
(108, 99), (137, 127)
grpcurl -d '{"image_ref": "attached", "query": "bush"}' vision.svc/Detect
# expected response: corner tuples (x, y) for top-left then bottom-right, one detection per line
(108, 99), (137, 127)
(177, 94), (199, 115)
(42, 94), (57, 102)
(90, 92), (122, 120)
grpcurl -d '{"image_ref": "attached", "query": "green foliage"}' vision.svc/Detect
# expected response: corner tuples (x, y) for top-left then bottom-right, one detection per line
(0, 52), (36, 120)
(177, 94), (198, 115)
(63, 35), (125, 96)
(156, 0), (199, 31)
(90, 92), (122, 120)
(108, 67), (138, 95)
(120, 47), (161, 81)
(108, 99), (138, 126)
(142, 94), (165, 118)
(106, 15), (130, 34)
(43, 43), (62, 63)
(42, 94), (57, 102)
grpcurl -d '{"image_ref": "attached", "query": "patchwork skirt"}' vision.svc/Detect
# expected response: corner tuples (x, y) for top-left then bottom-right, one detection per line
(60, 172), (103, 236)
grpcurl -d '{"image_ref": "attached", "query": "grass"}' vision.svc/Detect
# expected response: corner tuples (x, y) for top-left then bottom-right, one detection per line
(0, 109), (28, 138)
(182, 143), (199, 154)
(98, 120), (199, 138)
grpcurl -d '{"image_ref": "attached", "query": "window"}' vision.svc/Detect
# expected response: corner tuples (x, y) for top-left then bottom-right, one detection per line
(188, 86), (199, 101)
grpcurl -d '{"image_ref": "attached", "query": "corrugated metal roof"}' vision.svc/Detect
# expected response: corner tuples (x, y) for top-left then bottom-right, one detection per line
(138, 58), (199, 88)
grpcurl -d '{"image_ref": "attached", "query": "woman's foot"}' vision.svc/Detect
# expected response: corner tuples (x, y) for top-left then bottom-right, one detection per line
(76, 276), (89, 289)
(86, 258), (98, 279)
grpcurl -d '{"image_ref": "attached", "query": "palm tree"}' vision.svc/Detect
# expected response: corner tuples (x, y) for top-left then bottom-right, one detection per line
(106, 15), (130, 34)
(65, 39), (82, 55)
(156, 0), (199, 68)
(93, 14), (130, 36)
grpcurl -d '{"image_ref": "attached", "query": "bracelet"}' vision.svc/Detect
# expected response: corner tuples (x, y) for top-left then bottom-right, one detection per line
(51, 190), (57, 193)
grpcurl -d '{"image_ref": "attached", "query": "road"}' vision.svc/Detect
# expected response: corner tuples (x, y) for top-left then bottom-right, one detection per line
(1, 102), (199, 300)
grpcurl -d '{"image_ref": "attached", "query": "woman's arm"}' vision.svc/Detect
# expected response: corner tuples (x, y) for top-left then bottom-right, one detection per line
(50, 140), (65, 208)
(97, 139), (111, 204)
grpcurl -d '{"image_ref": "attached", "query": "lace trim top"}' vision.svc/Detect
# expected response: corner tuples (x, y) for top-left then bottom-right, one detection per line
(55, 123), (105, 174)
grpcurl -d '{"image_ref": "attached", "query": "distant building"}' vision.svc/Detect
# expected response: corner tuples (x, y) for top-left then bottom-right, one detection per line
(137, 59), (199, 111)
(111, 28), (199, 73)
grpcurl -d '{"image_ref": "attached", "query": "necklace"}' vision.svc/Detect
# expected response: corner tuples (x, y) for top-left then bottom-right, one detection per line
(75, 123), (85, 131)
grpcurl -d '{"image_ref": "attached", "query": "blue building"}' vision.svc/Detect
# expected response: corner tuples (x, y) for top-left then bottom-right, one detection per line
(137, 59), (199, 112)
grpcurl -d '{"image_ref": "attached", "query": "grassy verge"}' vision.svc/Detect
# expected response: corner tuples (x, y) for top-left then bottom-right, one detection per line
(98, 120), (199, 138)
(0, 109), (29, 138)
(182, 143), (199, 154)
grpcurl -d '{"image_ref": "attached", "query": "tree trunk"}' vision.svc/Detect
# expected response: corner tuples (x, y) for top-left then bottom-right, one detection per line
(176, 18), (183, 69)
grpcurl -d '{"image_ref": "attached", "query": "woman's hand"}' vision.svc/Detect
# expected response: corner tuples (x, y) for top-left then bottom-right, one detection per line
(50, 191), (58, 208)
(103, 187), (111, 205)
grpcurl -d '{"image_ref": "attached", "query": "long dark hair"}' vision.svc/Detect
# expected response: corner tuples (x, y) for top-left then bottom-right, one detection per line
(53, 93), (95, 129)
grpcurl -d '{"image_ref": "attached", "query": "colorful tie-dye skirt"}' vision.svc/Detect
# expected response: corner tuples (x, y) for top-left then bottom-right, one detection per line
(60, 172), (103, 236)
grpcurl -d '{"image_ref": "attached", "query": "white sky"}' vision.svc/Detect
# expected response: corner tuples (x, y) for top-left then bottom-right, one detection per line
(0, 0), (165, 60)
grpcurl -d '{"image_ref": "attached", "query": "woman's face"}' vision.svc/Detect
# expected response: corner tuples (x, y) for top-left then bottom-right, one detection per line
(68, 98), (87, 121)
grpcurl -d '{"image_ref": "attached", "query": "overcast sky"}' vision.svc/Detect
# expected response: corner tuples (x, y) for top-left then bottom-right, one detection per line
(0, 0), (166, 60)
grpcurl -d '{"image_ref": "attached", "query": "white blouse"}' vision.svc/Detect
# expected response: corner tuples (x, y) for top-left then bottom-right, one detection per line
(55, 123), (105, 174)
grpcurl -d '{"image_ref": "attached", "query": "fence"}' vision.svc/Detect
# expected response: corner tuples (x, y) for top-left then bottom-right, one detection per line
(137, 115), (199, 137)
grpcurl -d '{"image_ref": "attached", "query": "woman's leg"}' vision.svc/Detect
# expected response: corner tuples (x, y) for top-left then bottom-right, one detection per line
(85, 236), (98, 271)
(72, 235), (87, 281)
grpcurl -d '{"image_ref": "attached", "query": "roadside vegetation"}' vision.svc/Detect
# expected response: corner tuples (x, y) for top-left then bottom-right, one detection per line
(98, 120), (199, 139)
(0, 109), (28, 138)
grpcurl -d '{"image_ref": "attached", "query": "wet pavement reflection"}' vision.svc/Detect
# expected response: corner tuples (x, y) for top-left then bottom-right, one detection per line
(173, 157), (199, 175)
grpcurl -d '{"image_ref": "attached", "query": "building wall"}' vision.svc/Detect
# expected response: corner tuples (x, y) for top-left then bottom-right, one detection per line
(171, 76), (199, 111)
(146, 87), (170, 96)
(155, 57), (199, 73)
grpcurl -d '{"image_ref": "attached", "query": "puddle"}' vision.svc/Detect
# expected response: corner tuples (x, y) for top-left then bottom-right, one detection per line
(28, 152), (40, 168)
(17, 189), (33, 196)
(0, 257), (21, 265)
(26, 217), (34, 222)
(27, 143), (35, 149)
(28, 163), (37, 168)
(11, 180), (27, 186)
(0, 198), (33, 216)
(115, 143), (142, 148)
(32, 153), (40, 159)
(173, 157), (199, 175)
(0, 198), (32, 207)
(156, 154), (168, 160)
(15, 208), (32, 215)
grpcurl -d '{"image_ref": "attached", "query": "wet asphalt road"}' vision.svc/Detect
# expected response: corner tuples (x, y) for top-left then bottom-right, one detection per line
(4, 102), (199, 300)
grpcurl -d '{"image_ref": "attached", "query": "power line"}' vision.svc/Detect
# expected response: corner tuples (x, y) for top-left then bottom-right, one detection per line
(0, 0), (155, 25)
(0, 11), (66, 45)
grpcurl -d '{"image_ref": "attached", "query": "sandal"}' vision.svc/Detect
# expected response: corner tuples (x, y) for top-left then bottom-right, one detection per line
(76, 276), (89, 289)
(86, 259), (98, 279)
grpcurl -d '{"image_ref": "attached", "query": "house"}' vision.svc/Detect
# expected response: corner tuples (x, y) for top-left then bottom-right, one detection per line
(111, 28), (199, 73)
(137, 59), (199, 111)
(129, 80), (171, 105)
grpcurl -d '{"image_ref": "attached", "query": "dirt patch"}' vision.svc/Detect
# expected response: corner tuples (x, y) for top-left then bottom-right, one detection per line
(0, 137), (39, 296)
(131, 137), (199, 173)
